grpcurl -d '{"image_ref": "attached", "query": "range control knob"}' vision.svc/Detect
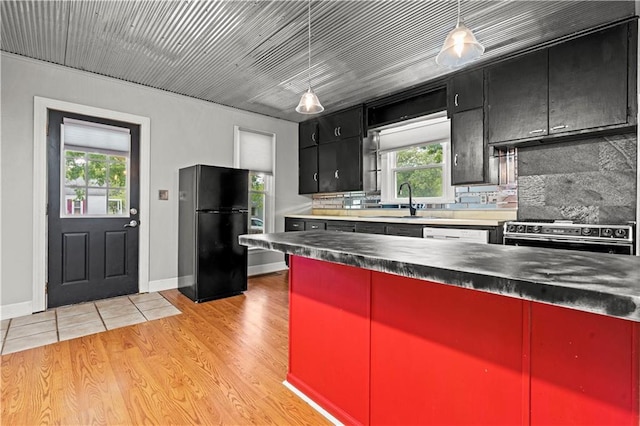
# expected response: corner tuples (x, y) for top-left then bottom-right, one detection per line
(581, 228), (593, 236)
(516, 225), (525, 233)
(507, 224), (516, 233)
(531, 226), (541, 234)
(601, 228), (613, 237)
(614, 228), (627, 238)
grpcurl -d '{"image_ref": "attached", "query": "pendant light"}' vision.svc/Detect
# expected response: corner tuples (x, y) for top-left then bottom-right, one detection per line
(436, 0), (484, 68)
(296, 0), (324, 114)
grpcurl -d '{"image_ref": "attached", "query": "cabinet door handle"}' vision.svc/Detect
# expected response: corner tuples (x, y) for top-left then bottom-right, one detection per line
(334, 170), (339, 179)
(454, 93), (459, 107)
(334, 127), (338, 137)
(528, 129), (546, 134)
(313, 172), (318, 182)
(311, 132), (316, 142)
(551, 125), (568, 131)
(337, 126), (341, 136)
(454, 153), (459, 166)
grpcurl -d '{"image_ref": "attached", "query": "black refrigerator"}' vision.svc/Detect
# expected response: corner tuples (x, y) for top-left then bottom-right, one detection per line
(178, 164), (249, 302)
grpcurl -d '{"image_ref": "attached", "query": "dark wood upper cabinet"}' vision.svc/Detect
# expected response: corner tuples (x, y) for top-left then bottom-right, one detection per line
(487, 21), (635, 146)
(298, 146), (318, 194)
(486, 49), (549, 144)
(299, 120), (319, 149)
(298, 105), (367, 194)
(449, 70), (484, 114)
(367, 87), (447, 129)
(451, 108), (485, 185)
(548, 23), (629, 134)
(318, 137), (362, 192)
(319, 107), (363, 143)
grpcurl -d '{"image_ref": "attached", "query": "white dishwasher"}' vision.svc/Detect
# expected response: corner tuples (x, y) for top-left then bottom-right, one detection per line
(423, 227), (489, 244)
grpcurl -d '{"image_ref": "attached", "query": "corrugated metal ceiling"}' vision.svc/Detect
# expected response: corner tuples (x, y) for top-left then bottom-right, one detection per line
(1, 1), (635, 122)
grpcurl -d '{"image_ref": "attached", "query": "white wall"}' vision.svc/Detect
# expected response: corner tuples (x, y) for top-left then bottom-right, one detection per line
(1, 52), (311, 312)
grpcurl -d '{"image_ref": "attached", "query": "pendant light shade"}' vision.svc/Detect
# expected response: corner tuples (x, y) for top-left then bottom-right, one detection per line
(436, 0), (484, 67)
(296, 0), (324, 114)
(296, 86), (324, 114)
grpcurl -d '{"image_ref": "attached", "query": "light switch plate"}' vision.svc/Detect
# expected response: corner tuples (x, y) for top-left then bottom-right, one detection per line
(158, 190), (169, 200)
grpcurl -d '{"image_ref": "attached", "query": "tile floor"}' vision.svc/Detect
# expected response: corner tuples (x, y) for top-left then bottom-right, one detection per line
(0, 292), (181, 355)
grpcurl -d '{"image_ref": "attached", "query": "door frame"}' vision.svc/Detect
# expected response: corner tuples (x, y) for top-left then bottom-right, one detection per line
(33, 96), (151, 312)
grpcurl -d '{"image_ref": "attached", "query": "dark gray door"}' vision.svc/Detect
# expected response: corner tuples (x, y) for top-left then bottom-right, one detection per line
(47, 110), (140, 308)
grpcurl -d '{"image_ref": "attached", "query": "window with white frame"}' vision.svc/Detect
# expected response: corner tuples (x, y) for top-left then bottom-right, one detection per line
(234, 126), (275, 235)
(378, 112), (455, 205)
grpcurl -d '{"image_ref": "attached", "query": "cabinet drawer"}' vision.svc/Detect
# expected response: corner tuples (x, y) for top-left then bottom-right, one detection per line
(355, 223), (386, 234)
(327, 221), (356, 232)
(304, 220), (326, 231)
(285, 219), (305, 232)
(385, 224), (424, 238)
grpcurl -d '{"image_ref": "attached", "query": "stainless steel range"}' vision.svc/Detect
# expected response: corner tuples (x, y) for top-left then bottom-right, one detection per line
(503, 220), (635, 255)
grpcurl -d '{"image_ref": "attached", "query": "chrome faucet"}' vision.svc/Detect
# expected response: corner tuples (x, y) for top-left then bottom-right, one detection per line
(398, 182), (416, 216)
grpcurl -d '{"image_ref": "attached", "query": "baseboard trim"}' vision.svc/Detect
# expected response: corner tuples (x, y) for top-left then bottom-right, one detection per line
(0, 301), (34, 320)
(248, 261), (287, 277)
(148, 262), (287, 294)
(283, 380), (343, 426)
(148, 277), (178, 292)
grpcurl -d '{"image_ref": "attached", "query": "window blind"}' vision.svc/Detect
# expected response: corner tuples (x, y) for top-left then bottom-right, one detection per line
(237, 129), (273, 173)
(62, 117), (130, 153)
(377, 112), (450, 153)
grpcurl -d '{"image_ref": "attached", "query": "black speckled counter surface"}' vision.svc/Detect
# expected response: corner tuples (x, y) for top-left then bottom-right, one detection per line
(239, 231), (640, 322)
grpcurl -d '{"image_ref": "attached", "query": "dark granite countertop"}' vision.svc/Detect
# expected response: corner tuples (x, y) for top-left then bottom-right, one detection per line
(239, 231), (640, 322)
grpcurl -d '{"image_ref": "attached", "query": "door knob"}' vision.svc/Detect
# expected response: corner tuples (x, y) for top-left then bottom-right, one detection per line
(130, 208), (138, 215)
(124, 220), (138, 228)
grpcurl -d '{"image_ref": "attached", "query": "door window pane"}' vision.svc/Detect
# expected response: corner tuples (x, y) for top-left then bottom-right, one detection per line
(108, 189), (127, 215)
(86, 188), (108, 215)
(87, 154), (107, 187)
(64, 151), (87, 186)
(109, 155), (127, 187)
(61, 120), (130, 217)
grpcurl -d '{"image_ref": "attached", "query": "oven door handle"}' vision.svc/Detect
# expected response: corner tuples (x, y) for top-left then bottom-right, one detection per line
(505, 237), (633, 246)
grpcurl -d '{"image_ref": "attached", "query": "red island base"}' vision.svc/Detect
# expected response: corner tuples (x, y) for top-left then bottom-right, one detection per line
(286, 255), (639, 426)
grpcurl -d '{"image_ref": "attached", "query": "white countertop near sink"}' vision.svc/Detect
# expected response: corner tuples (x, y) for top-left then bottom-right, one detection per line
(285, 214), (505, 227)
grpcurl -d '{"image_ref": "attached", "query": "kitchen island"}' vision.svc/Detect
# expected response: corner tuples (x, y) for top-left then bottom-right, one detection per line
(239, 231), (640, 425)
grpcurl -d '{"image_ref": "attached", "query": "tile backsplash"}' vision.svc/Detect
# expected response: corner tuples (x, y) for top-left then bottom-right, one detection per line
(517, 133), (637, 224)
(310, 133), (637, 223)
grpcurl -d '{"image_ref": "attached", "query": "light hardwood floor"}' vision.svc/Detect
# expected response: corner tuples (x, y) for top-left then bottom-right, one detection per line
(1, 271), (330, 425)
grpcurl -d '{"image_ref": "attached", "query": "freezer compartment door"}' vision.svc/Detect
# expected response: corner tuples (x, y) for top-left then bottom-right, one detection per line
(195, 211), (248, 301)
(197, 165), (249, 211)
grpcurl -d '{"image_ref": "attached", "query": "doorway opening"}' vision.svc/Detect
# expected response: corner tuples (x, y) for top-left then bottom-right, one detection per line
(33, 97), (150, 312)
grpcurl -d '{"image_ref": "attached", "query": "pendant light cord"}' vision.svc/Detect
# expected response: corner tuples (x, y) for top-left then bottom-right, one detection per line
(456, 0), (461, 26)
(307, 0), (311, 88)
